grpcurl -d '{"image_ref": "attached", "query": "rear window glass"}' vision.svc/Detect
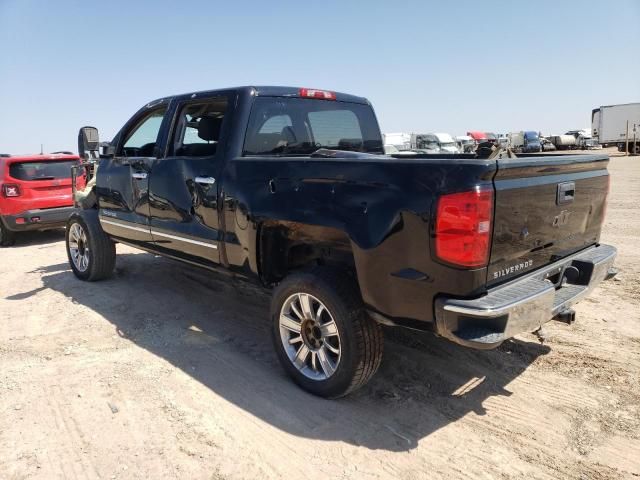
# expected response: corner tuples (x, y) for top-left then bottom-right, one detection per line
(9, 160), (76, 181)
(243, 97), (383, 156)
(259, 115), (292, 134)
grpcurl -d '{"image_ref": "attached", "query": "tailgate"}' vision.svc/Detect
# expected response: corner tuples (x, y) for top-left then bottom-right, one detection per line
(488, 154), (609, 286)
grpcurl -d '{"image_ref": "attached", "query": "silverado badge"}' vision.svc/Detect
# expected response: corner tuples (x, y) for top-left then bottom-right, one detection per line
(493, 259), (533, 280)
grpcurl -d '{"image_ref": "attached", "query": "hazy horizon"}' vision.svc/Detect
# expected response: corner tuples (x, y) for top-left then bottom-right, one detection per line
(1, 0), (639, 154)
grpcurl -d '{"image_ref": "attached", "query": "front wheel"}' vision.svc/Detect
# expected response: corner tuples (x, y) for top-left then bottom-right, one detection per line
(271, 268), (383, 398)
(66, 211), (116, 281)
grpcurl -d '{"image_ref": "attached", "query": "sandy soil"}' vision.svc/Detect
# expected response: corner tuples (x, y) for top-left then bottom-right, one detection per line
(1, 149), (639, 479)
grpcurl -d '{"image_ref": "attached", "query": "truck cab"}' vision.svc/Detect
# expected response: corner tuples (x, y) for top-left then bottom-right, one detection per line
(412, 133), (441, 153)
(467, 131), (488, 145)
(509, 131), (542, 153)
(523, 130), (542, 152)
(433, 132), (459, 153)
(455, 135), (475, 153)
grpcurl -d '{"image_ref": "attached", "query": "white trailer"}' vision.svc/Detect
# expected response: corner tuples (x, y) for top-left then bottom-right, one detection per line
(592, 103), (640, 152)
(508, 132), (524, 150)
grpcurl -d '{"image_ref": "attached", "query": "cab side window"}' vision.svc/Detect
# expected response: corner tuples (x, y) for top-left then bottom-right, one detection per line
(171, 97), (228, 157)
(120, 107), (167, 157)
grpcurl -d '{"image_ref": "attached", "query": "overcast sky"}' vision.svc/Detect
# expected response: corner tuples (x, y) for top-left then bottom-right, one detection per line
(1, 0), (639, 154)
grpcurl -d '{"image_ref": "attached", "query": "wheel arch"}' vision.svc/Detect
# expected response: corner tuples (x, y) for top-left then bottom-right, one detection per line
(257, 220), (356, 285)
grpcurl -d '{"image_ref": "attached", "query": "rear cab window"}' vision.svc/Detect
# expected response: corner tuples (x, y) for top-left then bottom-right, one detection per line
(243, 97), (383, 156)
(9, 160), (77, 181)
(169, 96), (228, 157)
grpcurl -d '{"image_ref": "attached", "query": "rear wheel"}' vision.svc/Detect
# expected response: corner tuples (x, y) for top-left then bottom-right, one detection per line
(66, 211), (116, 281)
(271, 268), (383, 398)
(0, 219), (16, 247)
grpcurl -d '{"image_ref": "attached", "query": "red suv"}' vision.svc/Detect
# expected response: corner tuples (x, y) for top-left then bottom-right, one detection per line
(0, 153), (81, 246)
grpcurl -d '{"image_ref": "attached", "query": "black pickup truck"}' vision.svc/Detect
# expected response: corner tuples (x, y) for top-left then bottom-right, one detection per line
(67, 86), (617, 398)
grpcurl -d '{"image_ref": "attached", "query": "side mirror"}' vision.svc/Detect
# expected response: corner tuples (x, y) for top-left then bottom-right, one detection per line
(78, 126), (100, 159)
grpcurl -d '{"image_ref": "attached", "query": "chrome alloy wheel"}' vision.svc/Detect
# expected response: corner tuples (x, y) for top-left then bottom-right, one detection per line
(68, 223), (90, 272)
(279, 293), (341, 381)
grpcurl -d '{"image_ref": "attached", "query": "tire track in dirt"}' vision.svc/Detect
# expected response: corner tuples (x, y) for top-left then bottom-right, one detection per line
(45, 384), (100, 480)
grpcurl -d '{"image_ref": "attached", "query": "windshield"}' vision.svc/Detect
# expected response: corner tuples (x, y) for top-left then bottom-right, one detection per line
(9, 160), (76, 181)
(441, 142), (456, 148)
(415, 135), (438, 149)
(524, 132), (539, 141)
(243, 97), (383, 156)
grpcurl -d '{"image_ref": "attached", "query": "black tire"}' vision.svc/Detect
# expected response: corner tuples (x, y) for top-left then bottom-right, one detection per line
(271, 267), (383, 398)
(66, 210), (116, 281)
(0, 218), (16, 247)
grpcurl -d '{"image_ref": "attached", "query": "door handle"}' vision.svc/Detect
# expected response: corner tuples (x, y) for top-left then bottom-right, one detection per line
(132, 172), (148, 180)
(195, 176), (216, 185)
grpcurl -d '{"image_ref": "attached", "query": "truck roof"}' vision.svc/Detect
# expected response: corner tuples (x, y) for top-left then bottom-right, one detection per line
(467, 131), (487, 140)
(151, 86), (371, 106)
(598, 102), (640, 109)
(433, 132), (455, 142)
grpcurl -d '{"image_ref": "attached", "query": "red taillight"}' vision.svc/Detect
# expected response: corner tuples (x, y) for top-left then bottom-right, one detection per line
(435, 188), (494, 268)
(299, 88), (336, 100)
(2, 184), (20, 197)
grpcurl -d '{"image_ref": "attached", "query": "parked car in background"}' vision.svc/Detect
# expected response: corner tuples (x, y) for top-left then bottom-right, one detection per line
(433, 133), (459, 153)
(0, 153), (81, 246)
(592, 102), (640, 153)
(455, 135), (475, 153)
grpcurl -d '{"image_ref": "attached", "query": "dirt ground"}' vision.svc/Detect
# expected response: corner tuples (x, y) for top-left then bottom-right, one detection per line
(1, 148), (639, 480)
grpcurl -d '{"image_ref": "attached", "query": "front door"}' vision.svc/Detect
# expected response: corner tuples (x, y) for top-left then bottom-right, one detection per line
(98, 105), (169, 247)
(148, 95), (229, 265)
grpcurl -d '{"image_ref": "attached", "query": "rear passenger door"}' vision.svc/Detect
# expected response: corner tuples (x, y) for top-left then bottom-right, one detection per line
(148, 95), (230, 265)
(98, 104), (168, 247)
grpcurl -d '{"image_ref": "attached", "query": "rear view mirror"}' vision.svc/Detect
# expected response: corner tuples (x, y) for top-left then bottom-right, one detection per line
(78, 126), (100, 159)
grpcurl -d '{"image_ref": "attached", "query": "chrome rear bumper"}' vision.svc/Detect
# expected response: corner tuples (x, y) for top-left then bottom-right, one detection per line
(434, 244), (617, 349)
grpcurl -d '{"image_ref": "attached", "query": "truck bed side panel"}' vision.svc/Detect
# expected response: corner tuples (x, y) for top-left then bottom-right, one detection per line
(221, 156), (497, 323)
